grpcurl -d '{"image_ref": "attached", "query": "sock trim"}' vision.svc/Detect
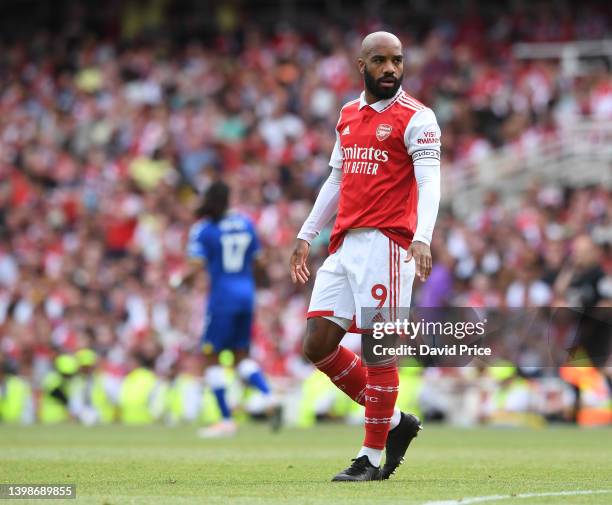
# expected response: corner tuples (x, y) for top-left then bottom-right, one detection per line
(331, 355), (359, 382)
(236, 358), (259, 379)
(355, 387), (366, 403)
(205, 365), (226, 390)
(365, 416), (392, 424)
(366, 384), (400, 392)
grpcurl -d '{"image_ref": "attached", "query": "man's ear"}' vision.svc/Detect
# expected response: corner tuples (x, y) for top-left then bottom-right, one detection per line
(357, 58), (365, 75)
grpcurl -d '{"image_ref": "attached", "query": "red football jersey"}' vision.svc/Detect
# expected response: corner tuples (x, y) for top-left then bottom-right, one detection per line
(328, 87), (441, 253)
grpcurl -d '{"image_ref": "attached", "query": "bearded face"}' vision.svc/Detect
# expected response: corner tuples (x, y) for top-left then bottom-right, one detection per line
(363, 65), (403, 100)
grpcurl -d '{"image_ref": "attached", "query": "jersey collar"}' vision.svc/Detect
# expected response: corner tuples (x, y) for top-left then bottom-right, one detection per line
(358, 86), (403, 112)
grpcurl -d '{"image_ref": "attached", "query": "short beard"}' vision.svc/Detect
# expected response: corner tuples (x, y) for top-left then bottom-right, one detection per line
(364, 67), (402, 100)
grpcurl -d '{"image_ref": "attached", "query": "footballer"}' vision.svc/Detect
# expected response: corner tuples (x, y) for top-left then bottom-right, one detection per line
(290, 31), (441, 481)
(186, 181), (279, 437)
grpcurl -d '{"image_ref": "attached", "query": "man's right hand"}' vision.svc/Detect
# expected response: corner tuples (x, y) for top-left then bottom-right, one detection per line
(290, 239), (311, 284)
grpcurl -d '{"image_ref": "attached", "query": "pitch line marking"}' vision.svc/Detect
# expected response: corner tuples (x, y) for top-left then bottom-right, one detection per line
(423, 489), (612, 505)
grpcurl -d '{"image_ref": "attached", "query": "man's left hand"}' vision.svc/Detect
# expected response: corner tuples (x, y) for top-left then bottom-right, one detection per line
(405, 241), (432, 282)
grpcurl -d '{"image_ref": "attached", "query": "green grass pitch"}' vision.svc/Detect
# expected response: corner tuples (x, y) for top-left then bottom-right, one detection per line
(1, 424), (611, 504)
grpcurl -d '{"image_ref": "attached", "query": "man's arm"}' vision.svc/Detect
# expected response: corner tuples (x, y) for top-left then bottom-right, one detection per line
(296, 167), (342, 243)
(405, 107), (442, 282)
(291, 167), (343, 284)
(171, 221), (208, 288)
(407, 162), (441, 281)
(170, 258), (205, 288)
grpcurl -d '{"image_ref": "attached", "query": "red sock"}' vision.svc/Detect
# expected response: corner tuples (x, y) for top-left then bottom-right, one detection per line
(314, 346), (367, 405)
(363, 364), (399, 450)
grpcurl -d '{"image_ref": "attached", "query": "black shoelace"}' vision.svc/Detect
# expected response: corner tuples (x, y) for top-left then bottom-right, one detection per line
(345, 456), (371, 475)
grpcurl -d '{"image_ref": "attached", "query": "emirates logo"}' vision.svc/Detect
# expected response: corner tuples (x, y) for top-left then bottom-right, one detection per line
(376, 124), (392, 141)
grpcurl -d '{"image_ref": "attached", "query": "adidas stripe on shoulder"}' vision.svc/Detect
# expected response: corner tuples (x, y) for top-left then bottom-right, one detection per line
(397, 92), (425, 111)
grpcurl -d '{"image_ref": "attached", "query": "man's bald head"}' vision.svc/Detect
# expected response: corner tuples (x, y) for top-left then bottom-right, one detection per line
(360, 31), (402, 59)
(358, 31), (404, 101)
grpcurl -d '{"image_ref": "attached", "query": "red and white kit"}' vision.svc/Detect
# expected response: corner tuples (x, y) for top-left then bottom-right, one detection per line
(299, 87), (441, 329)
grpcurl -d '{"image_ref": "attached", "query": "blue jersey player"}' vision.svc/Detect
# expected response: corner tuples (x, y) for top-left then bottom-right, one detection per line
(185, 181), (277, 437)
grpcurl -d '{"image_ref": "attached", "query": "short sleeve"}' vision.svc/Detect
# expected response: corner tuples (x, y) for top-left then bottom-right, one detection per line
(187, 221), (207, 260)
(404, 108), (441, 164)
(329, 129), (343, 169)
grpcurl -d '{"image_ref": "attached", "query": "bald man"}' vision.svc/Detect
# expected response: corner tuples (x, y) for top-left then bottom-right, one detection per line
(290, 31), (441, 481)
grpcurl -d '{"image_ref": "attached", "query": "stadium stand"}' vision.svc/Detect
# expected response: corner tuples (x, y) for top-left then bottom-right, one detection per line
(0, 0), (610, 426)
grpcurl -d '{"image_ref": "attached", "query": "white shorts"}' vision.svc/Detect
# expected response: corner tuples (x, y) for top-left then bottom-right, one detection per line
(307, 229), (416, 331)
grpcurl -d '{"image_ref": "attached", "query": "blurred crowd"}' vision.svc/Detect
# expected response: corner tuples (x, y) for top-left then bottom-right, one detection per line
(1, 0), (611, 425)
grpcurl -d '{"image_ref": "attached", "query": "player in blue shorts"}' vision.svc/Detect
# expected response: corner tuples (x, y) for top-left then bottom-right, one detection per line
(184, 181), (278, 437)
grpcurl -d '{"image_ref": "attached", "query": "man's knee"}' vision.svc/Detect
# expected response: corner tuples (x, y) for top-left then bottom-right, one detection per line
(303, 317), (345, 364)
(302, 329), (326, 364)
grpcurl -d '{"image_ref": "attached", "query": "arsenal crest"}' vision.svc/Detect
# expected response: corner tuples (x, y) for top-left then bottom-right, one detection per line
(376, 124), (392, 141)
